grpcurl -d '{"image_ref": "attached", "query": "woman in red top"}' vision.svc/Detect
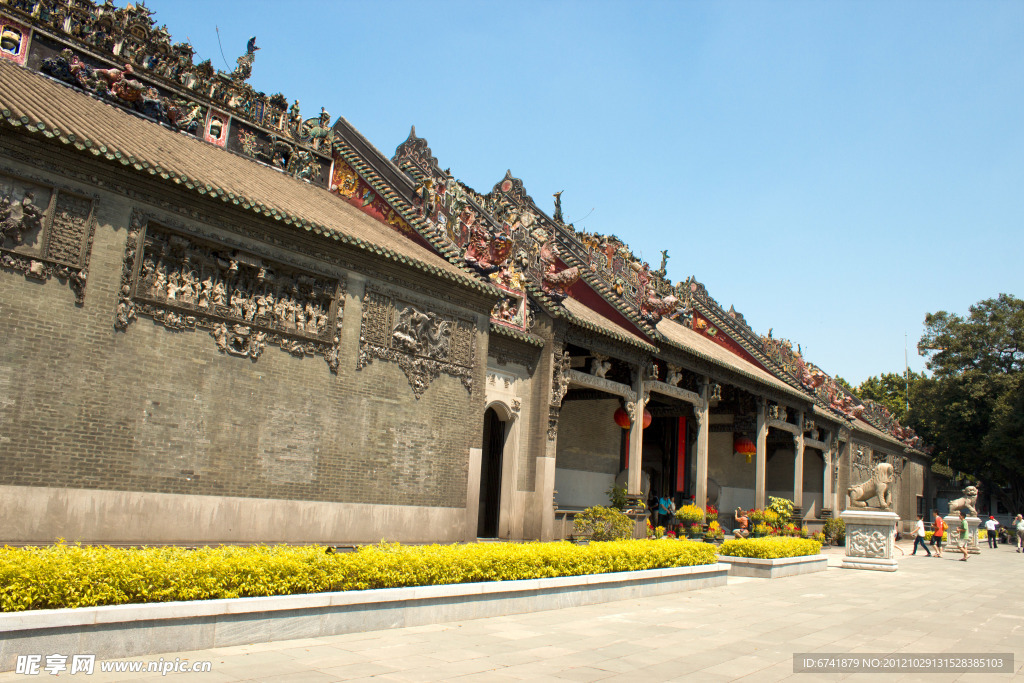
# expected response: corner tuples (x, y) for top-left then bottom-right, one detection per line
(930, 511), (945, 557)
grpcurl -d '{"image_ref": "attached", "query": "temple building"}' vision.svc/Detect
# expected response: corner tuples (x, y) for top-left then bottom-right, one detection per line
(0, 0), (931, 545)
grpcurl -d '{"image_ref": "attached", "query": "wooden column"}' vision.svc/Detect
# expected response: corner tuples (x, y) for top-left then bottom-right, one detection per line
(694, 379), (710, 509)
(793, 410), (805, 511)
(755, 398), (768, 509)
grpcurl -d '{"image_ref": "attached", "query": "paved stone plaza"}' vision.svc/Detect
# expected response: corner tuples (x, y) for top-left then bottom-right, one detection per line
(3, 541), (1022, 682)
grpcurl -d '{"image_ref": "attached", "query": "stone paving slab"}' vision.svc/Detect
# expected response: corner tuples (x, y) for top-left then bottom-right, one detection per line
(2, 542), (1023, 681)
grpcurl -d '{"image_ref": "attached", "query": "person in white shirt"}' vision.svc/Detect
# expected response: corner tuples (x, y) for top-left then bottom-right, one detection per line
(911, 514), (931, 556)
(985, 516), (1000, 549)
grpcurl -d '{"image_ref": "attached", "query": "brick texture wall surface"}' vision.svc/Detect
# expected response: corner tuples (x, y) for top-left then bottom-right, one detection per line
(554, 398), (620, 474)
(0, 185), (485, 509)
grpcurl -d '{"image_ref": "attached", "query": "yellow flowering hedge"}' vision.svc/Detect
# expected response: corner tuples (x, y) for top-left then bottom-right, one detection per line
(0, 539), (716, 612)
(718, 537), (821, 559)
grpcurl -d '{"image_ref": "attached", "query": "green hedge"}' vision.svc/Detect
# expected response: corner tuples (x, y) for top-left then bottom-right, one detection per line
(0, 540), (716, 612)
(718, 537), (822, 559)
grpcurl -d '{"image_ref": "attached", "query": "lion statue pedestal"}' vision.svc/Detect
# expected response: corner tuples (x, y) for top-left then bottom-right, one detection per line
(841, 462), (899, 571)
(944, 514), (982, 555)
(840, 510), (899, 572)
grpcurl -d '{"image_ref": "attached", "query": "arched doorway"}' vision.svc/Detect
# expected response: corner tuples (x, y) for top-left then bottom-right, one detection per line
(478, 407), (506, 538)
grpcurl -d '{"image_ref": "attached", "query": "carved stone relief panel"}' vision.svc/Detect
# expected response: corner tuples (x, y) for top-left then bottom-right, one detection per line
(846, 524), (891, 558)
(0, 173), (95, 304)
(851, 444), (871, 480)
(357, 284), (476, 398)
(116, 212), (345, 370)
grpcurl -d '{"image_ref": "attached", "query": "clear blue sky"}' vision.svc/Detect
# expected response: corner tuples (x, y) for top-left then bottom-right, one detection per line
(143, 0), (1024, 386)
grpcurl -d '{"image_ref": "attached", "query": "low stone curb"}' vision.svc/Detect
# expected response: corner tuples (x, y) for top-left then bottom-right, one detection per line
(717, 554), (827, 579)
(0, 563), (728, 670)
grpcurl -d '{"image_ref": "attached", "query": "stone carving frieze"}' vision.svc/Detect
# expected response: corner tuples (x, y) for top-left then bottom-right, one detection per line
(0, 173), (94, 304)
(846, 525), (890, 558)
(566, 369), (636, 402)
(550, 347), (571, 407)
(547, 405), (560, 441)
(357, 285), (475, 398)
(649, 380), (700, 406)
(0, 140), (466, 311)
(116, 213), (344, 370)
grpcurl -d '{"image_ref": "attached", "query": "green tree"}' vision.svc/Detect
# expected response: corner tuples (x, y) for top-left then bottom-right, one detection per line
(854, 371), (924, 424)
(910, 294), (1024, 513)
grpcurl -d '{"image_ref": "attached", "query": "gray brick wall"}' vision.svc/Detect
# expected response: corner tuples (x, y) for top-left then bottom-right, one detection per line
(0, 179), (486, 510)
(554, 398), (620, 474)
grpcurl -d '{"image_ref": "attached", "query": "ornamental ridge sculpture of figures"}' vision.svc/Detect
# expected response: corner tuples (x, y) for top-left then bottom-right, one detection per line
(539, 239), (579, 299)
(20, 4), (333, 178)
(464, 222), (513, 274)
(230, 37), (258, 82)
(847, 462), (895, 511)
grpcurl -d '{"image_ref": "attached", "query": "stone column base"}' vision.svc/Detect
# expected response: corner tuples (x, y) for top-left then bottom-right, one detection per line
(840, 556), (899, 572)
(840, 509), (899, 572)
(944, 514), (981, 554)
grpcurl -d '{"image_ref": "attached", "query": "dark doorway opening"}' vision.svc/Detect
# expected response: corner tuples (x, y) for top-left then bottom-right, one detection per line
(478, 407), (505, 538)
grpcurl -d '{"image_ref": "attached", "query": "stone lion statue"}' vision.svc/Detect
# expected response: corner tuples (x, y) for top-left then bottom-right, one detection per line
(947, 485), (978, 517)
(847, 462), (895, 511)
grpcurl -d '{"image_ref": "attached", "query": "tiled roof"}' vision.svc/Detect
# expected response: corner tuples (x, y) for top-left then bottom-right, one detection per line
(489, 322), (546, 348)
(812, 404), (851, 428)
(656, 317), (811, 403)
(850, 415), (923, 454)
(560, 297), (658, 353)
(0, 59), (494, 295)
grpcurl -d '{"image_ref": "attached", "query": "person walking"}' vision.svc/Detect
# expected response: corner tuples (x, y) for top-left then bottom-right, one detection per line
(985, 516), (1000, 549)
(1015, 514), (1024, 553)
(911, 514), (931, 556)
(956, 510), (969, 561)
(931, 511), (945, 558)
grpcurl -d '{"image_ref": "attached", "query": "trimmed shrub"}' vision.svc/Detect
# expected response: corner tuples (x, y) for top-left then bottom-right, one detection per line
(574, 506), (633, 541)
(0, 539), (717, 612)
(718, 537), (822, 559)
(823, 517), (846, 545)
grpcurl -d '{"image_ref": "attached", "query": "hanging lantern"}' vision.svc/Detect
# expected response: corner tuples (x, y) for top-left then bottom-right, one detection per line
(642, 408), (653, 429)
(613, 407), (631, 429)
(734, 436), (756, 464)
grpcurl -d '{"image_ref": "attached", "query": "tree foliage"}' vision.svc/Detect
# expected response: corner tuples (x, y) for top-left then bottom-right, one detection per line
(854, 371), (924, 424)
(909, 294), (1024, 513)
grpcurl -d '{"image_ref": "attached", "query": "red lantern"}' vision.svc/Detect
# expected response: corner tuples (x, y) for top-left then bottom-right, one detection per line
(734, 436), (756, 464)
(613, 407), (631, 429)
(642, 408), (653, 429)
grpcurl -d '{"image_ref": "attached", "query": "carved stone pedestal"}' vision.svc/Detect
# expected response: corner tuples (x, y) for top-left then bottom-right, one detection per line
(944, 515), (981, 554)
(840, 510), (899, 572)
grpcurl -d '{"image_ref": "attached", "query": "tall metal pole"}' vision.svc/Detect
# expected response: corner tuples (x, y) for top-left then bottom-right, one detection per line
(905, 332), (910, 413)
